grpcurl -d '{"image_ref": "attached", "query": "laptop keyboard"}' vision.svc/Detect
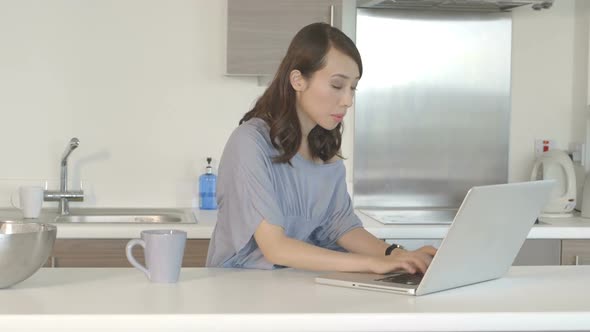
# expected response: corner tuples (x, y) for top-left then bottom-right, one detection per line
(376, 273), (424, 285)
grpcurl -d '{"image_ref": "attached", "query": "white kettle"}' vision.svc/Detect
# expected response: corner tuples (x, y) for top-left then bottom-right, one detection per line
(530, 150), (576, 217)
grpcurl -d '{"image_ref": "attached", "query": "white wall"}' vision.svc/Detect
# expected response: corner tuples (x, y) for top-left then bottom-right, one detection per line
(572, 0), (590, 149)
(509, 0), (577, 182)
(0, 0), (265, 208)
(0, 0), (586, 209)
(572, 0), (590, 204)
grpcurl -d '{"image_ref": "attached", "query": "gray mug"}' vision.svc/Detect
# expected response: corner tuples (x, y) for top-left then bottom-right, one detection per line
(126, 229), (187, 283)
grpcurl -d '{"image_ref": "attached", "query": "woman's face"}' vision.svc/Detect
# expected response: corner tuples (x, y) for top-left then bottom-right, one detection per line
(292, 47), (360, 135)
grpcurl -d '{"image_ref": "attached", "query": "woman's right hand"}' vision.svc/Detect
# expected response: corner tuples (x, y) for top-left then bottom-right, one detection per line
(368, 246), (437, 275)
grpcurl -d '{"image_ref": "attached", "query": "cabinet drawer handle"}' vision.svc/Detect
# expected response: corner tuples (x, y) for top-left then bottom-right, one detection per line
(51, 256), (57, 268)
(329, 5), (334, 26)
(575, 255), (580, 265)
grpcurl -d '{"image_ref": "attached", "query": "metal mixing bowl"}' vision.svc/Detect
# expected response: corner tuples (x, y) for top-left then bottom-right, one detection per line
(0, 222), (57, 288)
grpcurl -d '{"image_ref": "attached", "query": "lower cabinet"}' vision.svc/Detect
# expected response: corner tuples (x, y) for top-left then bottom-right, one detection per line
(562, 240), (590, 265)
(46, 239), (210, 268)
(513, 239), (561, 266)
(43, 238), (590, 267)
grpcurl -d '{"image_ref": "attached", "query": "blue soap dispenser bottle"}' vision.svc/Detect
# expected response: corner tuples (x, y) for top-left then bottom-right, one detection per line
(199, 157), (217, 210)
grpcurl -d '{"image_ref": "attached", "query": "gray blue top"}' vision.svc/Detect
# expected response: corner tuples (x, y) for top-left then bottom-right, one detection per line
(206, 118), (363, 269)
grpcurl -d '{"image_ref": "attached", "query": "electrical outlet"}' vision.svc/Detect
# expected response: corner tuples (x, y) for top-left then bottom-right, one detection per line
(534, 139), (556, 158)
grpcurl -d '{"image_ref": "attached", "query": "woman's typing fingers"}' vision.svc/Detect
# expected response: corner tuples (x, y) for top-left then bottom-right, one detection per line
(386, 250), (433, 274)
(417, 245), (438, 256)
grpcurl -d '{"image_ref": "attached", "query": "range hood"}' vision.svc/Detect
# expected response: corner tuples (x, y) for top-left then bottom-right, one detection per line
(357, 0), (554, 12)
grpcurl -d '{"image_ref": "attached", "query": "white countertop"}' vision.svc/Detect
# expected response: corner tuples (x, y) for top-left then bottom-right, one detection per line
(362, 211), (590, 240)
(2, 266), (590, 332)
(2, 208), (590, 240)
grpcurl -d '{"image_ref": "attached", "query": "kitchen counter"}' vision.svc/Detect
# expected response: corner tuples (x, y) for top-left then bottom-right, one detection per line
(2, 208), (590, 240)
(2, 266), (590, 332)
(364, 213), (590, 240)
(0, 208), (216, 239)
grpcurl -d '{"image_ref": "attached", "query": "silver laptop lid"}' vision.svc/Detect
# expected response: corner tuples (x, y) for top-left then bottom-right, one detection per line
(415, 180), (555, 295)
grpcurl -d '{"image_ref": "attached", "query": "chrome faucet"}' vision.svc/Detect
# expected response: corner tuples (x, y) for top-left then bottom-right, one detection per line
(44, 137), (84, 215)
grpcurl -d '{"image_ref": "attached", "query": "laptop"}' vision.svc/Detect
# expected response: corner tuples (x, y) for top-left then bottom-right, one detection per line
(315, 180), (555, 296)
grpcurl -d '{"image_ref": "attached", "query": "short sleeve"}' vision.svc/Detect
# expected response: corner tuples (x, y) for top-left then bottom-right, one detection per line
(216, 124), (286, 256)
(310, 171), (363, 249)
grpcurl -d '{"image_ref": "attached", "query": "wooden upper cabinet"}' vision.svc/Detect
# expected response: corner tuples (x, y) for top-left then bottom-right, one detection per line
(227, 0), (343, 76)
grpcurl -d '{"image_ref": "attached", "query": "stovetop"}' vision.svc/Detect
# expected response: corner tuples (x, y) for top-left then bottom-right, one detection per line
(359, 208), (457, 225)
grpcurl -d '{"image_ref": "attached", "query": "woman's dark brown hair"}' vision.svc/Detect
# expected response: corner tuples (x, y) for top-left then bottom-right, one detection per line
(240, 22), (363, 163)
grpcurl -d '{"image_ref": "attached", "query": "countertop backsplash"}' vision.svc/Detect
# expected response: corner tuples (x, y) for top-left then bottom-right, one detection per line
(0, 178), (197, 209)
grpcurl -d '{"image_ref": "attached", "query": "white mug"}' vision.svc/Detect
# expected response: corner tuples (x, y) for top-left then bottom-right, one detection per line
(126, 230), (187, 283)
(11, 186), (44, 219)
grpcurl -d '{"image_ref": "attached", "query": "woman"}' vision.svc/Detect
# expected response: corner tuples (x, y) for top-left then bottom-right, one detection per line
(206, 22), (436, 274)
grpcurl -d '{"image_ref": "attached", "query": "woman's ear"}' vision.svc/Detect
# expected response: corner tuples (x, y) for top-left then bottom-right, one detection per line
(289, 70), (307, 92)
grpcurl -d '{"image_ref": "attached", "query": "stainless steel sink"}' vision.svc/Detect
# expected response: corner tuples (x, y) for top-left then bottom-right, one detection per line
(53, 208), (190, 223)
